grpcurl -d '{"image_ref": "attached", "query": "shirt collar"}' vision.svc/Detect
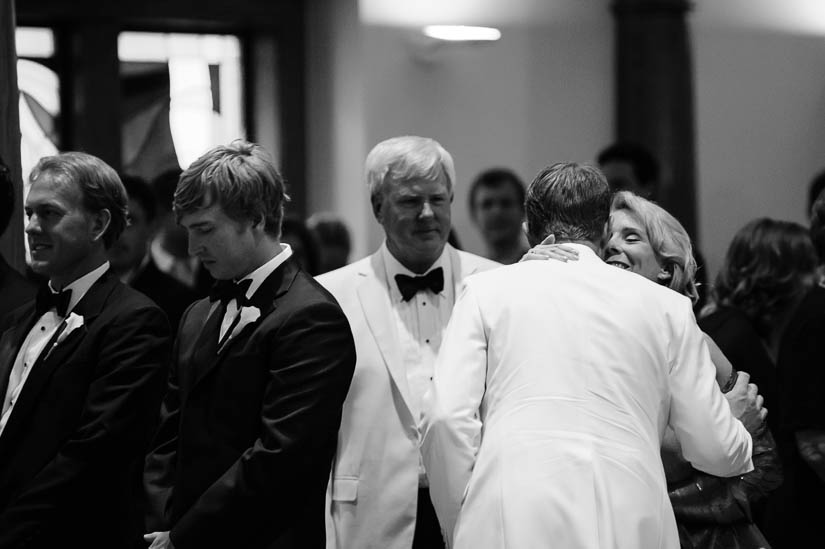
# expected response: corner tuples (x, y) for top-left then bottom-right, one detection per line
(49, 261), (110, 314)
(381, 241), (451, 303)
(237, 244), (293, 300)
(562, 243), (601, 262)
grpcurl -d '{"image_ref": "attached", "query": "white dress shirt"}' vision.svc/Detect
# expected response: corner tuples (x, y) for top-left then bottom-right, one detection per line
(0, 262), (110, 437)
(217, 244), (292, 342)
(380, 242), (454, 485)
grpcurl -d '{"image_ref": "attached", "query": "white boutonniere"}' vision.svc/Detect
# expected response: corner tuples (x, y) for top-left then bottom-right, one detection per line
(56, 312), (85, 345)
(218, 305), (261, 352)
(44, 312), (84, 360)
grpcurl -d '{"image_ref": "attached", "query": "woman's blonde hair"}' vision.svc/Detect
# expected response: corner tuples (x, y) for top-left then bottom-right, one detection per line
(611, 191), (699, 303)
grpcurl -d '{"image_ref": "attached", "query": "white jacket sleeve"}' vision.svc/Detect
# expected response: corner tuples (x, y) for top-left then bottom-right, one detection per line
(667, 300), (753, 477)
(420, 282), (488, 544)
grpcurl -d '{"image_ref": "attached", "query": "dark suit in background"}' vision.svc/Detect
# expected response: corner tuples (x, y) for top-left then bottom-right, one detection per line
(0, 271), (171, 549)
(0, 256), (36, 324)
(144, 257), (355, 549)
(132, 258), (197, 329)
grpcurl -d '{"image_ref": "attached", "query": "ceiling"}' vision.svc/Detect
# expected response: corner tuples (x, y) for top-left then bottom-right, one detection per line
(360, 0), (825, 36)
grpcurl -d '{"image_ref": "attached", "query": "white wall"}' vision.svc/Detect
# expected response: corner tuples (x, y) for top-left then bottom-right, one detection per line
(693, 26), (825, 276)
(305, 0), (371, 260)
(307, 1), (825, 278)
(307, 7), (613, 259)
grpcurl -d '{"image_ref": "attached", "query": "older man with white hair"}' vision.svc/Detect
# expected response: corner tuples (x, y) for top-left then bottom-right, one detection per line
(318, 136), (499, 549)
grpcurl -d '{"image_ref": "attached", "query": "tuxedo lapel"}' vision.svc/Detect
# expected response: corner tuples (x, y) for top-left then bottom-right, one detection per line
(447, 245), (482, 292)
(0, 272), (117, 443)
(189, 303), (223, 384)
(191, 258), (300, 387)
(355, 253), (412, 412)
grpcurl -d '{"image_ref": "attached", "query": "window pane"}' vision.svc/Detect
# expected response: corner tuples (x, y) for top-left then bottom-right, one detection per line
(118, 31), (245, 180)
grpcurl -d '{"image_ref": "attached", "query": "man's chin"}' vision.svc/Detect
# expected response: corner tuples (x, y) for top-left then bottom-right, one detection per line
(28, 260), (54, 279)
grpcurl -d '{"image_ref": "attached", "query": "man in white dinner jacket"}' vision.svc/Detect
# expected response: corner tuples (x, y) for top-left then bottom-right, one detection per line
(420, 163), (765, 549)
(317, 136), (499, 549)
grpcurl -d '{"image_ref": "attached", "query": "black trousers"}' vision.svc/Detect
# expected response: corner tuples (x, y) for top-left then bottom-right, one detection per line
(413, 487), (446, 549)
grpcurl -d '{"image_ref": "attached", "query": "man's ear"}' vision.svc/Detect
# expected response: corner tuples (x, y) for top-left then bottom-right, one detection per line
(90, 209), (112, 243)
(251, 214), (267, 232)
(524, 221), (544, 247)
(371, 193), (383, 223)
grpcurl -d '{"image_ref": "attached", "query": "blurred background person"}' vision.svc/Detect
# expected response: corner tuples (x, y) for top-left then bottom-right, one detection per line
(281, 215), (321, 276)
(0, 155), (35, 322)
(108, 174), (196, 328)
(307, 212), (351, 274)
(597, 142), (660, 199)
(468, 168), (528, 265)
(700, 218), (816, 431)
(149, 168), (213, 297)
(806, 169), (825, 219)
(771, 195), (825, 548)
(699, 217), (817, 546)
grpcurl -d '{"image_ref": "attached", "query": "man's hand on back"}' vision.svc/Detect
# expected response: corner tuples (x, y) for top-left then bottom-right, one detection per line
(724, 371), (767, 434)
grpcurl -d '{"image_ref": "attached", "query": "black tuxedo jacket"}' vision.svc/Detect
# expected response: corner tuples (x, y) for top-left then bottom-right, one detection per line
(0, 270), (172, 549)
(132, 259), (198, 329)
(144, 257), (356, 549)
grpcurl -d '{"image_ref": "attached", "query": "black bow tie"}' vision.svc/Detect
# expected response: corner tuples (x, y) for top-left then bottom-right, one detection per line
(209, 279), (253, 307)
(35, 285), (72, 317)
(395, 267), (444, 302)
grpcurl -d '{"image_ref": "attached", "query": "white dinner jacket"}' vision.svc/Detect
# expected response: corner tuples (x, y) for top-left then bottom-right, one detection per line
(421, 244), (754, 549)
(317, 244), (499, 549)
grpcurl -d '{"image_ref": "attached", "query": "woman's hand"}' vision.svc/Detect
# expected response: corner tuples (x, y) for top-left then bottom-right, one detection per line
(520, 234), (580, 263)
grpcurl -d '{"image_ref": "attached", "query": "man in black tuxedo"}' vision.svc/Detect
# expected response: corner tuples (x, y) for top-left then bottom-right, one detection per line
(0, 152), (172, 548)
(143, 141), (356, 549)
(109, 175), (197, 328)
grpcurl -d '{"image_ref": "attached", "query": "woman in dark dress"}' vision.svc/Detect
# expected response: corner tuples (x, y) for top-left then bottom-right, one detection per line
(699, 218), (817, 547)
(699, 219), (816, 432)
(769, 199), (825, 548)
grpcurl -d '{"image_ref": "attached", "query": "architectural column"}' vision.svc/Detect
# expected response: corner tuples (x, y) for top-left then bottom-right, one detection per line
(612, 0), (697, 238)
(62, 22), (122, 170)
(0, 0), (25, 271)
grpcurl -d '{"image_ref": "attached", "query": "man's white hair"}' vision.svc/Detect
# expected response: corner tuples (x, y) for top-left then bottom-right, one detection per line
(365, 136), (455, 199)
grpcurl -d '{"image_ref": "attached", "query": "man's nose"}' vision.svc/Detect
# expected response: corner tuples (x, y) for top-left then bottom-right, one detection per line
(419, 201), (434, 218)
(25, 214), (40, 235)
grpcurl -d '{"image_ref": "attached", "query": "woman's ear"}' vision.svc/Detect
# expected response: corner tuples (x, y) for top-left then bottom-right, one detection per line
(656, 266), (673, 284)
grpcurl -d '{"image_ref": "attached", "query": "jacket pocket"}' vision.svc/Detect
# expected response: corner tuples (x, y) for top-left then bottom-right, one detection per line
(331, 476), (358, 502)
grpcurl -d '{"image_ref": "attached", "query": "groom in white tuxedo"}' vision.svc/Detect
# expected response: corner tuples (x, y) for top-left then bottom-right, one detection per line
(421, 163), (764, 549)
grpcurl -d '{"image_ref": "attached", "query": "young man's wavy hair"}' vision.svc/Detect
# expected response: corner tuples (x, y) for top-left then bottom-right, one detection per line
(174, 141), (289, 237)
(711, 218), (816, 336)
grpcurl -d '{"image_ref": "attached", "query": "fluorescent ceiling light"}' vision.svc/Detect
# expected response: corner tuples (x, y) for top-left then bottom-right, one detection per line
(422, 25), (501, 42)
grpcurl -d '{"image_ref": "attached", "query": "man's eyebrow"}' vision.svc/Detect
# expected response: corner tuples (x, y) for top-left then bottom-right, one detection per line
(27, 200), (65, 211)
(187, 221), (213, 228)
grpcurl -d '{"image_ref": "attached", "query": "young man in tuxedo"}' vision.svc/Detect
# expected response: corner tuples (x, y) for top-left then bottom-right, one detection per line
(143, 141), (356, 549)
(0, 152), (172, 549)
